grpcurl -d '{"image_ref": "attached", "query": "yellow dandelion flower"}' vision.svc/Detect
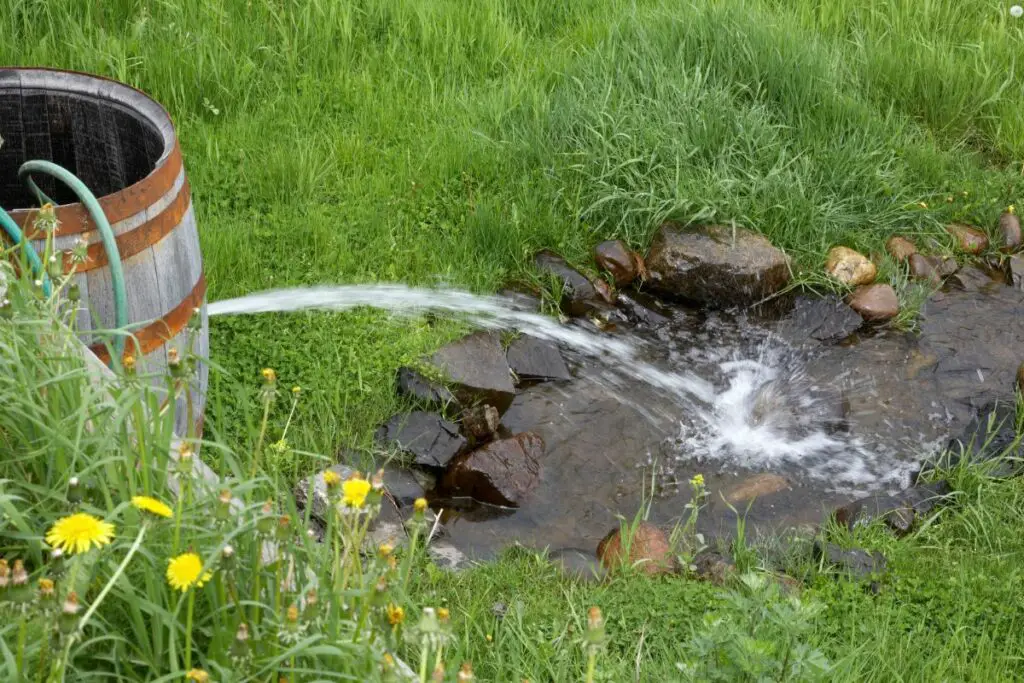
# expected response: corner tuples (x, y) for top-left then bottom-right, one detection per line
(386, 603), (405, 626)
(342, 477), (372, 508)
(166, 552), (213, 592)
(322, 470), (342, 488)
(131, 495), (173, 519)
(45, 513), (115, 555)
(261, 367), (277, 383)
(186, 670), (210, 683)
(414, 497), (428, 514)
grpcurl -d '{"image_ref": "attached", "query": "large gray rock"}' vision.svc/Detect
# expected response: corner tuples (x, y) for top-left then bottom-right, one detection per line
(441, 432), (544, 507)
(375, 411), (467, 468)
(429, 331), (516, 413)
(506, 335), (571, 382)
(395, 367), (457, 408)
(645, 223), (791, 307)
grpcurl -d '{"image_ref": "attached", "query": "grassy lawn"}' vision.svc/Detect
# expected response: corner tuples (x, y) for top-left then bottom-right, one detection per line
(5, 0), (1024, 680)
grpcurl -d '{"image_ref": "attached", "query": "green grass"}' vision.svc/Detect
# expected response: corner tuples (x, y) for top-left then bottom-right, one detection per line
(5, 0), (1024, 457)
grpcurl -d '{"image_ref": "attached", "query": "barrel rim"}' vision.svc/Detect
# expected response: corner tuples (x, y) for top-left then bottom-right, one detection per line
(1, 67), (182, 235)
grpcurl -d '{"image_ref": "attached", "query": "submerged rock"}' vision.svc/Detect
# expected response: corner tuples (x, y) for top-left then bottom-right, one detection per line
(813, 542), (886, 580)
(595, 240), (640, 286)
(908, 253), (942, 286)
(777, 295), (862, 343)
(534, 250), (609, 317)
(998, 211), (1021, 253)
(645, 222), (791, 307)
(549, 548), (608, 583)
(885, 236), (917, 263)
(834, 481), (950, 536)
(506, 335), (571, 382)
(946, 265), (1003, 294)
(825, 246), (877, 286)
(724, 473), (791, 504)
(376, 411), (467, 468)
(615, 290), (672, 328)
(596, 522), (674, 576)
(946, 223), (989, 254)
(396, 367), (457, 408)
(847, 284), (899, 322)
(442, 432), (543, 507)
(429, 331), (516, 413)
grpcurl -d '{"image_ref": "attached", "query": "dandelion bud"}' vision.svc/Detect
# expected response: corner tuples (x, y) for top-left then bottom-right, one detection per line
(177, 445), (194, 476)
(9, 560), (30, 603)
(167, 348), (186, 378)
(378, 543), (394, 559)
(372, 469), (385, 491)
(457, 663), (475, 682)
(0, 559), (9, 589)
(585, 606), (606, 649)
(38, 578), (55, 600)
(49, 548), (64, 576)
(381, 653), (400, 683)
(230, 622), (250, 661)
(67, 282), (81, 302)
(275, 515), (291, 541)
(261, 367), (277, 384)
(67, 477), (84, 504)
(386, 603), (405, 626)
(188, 307), (202, 331)
(122, 354), (136, 375)
(438, 607), (450, 623)
(215, 489), (233, 521)
(303, 588), (319, 622)
(220, 545), (236, 571)
(1009, 205), (1017, 215)
(414, 497), (428, 515)
(186, 670), (210, 683)
(59, 592), (80, 634)
(257, 500), (275, 535)
(47, 256), (63, 280)
(432, 662), (445, 683)
(291, 385), (301, 395)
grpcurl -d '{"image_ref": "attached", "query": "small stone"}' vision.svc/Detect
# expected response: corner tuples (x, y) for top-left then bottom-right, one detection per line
(375, 412), (467, 468)
(549, 548), (607, 583)
(596, 522), (674, 576)
(846, 284), (899, 322)
(615, 290), (672, 328)
(926, 255), (959, 278)
(885, 236), (917, 263)
(396, 367), (457, 408)
(999, 211), (1022, 253)
(460, 404), (501, 444)
(429, 331), (516, 413)
(946, 223), (989, 254)
(441, 433), (544, 507)
(506, 335), (571, 382)
(813, 542), (886, 580)
(534, 250), (610, 317)
(692, 550), (736, 586)
(724, 473), (790, 503)
(645, 222), (791, 308)
(825, 246), (877, 286)
(908, 253), (942, 286)
(1009, 255), (1024, 289)
(594, 240), (639, 286)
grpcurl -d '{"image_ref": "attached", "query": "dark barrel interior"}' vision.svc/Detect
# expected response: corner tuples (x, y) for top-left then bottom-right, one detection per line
(0, 90), (164, 209)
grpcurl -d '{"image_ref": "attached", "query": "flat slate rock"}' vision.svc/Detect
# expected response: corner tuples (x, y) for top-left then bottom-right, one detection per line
(429, 331), (516, 413)
(939, 401), (1022, 476)
(506, 335), (571, 382)
(814, 542), (886, 580)
(534, 250), (610, 317)
(777, 295), (862, 344)
(375, 411), (467, 468)
(834, 481), (950, 536)
(396, 367), (457, 407)
(615, 290), (672, 328)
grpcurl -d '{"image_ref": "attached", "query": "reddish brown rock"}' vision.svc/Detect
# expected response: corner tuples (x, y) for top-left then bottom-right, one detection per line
(724, 473), (790, 503)
(885, 236), (917, 263)
(596, 522), (674, 576)
(441, 433), (543, 507)
(998, 211), (1021, 253)
(645, 223), (791, 307)
(946, 223), (989, 255)
(595, 240), (639, 286)
(825, 246), (877, 286)
(908, 253), (942, 286)
(847, 284), (899, 322)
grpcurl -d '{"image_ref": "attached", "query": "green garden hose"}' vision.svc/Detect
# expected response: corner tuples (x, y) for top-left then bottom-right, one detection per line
(1, 161), (127, 362)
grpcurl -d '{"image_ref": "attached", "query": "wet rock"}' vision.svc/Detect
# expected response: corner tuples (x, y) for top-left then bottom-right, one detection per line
(908, 253), (942, 286)
(834, 481), (950, 536)
(692, 550), (736, 585)
(946, 265), (1003, 294)
(429, 331), (516, 413)
(428, 541), (472, 572)
(442, 433), (544, 507)
(497, 285), (542, 311)
(927, 255), (960, 278)
(590, 277), (616, 305)
(813, 542), (886, 580)
(825, 246), (877, 286)
(376, 411), (467, 468)
(1009, 255), (1024, 289)
(549, 548), (608, 583)
(595, 240), (639, 286)
(615, 290), (672, 328)
(460, 404), (501, 444)
(381, 465), (430, 509)
(946, 223), (989, 254)
(506, 335), (571, 382)
(295, 465), (406, 547)
(645, 222), (791, 308)
(396, 367), (457, 408)
(724, 473), (790, 504)
(846, 284), (899, 322)
(596, 522), (674, 576)
(999, 211), (1021, 253)
(885, 236), (917, 263)
(941, 402), (1023, 476)
(534, 250), (610, 317)
(777, 295), (861, 343)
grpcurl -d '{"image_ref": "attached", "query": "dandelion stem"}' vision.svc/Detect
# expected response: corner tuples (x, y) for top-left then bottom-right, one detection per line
(586, 649), (597, 683)
(184, 589), (196, 673)
(15, 616), (28, 676)
(251, 389), (272, 480)
(418, 643), (430, 683)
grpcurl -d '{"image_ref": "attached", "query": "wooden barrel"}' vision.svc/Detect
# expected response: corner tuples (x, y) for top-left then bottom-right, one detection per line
(0, 68), (207, 436)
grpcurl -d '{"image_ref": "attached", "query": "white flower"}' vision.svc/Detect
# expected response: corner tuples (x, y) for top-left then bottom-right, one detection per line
(1012, 5), (1023, 18)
